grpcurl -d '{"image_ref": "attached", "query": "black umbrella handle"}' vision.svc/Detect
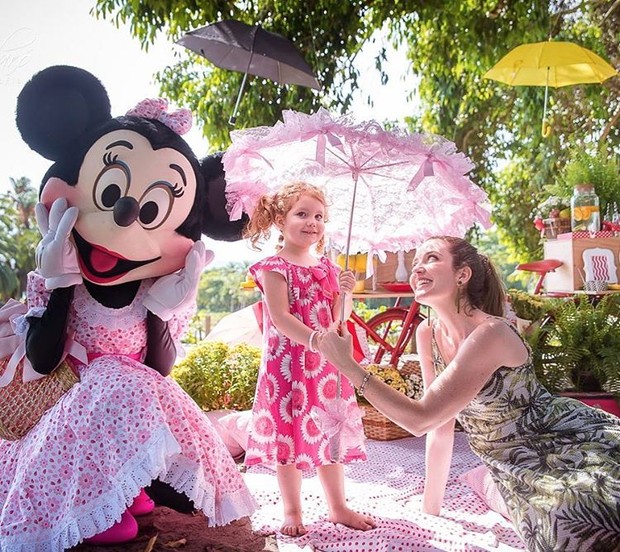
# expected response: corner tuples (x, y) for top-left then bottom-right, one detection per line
(229, 25), (260, 126)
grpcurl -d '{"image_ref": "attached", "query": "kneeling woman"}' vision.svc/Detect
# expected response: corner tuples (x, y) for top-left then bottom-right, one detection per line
(318, 236), (620, 552)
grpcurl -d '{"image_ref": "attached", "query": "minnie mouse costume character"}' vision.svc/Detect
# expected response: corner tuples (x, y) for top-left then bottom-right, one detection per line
(0, 66), (257, 550)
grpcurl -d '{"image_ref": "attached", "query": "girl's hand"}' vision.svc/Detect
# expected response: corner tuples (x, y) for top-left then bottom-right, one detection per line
(317, 324), (355, 368)
(338, 269), (356, 294)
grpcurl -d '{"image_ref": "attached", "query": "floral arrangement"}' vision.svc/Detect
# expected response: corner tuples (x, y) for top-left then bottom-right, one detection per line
(533, 196), (570, 231)
(357, 363), (423, 402)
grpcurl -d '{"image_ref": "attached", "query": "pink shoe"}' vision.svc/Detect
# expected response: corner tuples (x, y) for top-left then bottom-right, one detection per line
(84, 510), (138, 545)
(128, 488), (155, 516)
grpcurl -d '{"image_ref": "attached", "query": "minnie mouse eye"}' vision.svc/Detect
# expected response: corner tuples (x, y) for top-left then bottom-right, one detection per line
(138, 184), (174, 230)
(94, 166), (130, 210)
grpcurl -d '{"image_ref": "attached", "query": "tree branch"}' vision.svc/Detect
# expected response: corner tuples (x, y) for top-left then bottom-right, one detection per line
(604, 0), (620, 19)
(600, 104), (620, 144)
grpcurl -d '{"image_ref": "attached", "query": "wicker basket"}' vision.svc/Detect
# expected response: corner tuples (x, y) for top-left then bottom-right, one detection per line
(0, 359), (79, 441)
(361, 404), (412, 440)
(360, 360), (422, 440)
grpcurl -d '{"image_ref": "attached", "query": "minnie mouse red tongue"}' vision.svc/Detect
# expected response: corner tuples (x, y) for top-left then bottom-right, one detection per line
(16, 64), (246, 373)
(17, 65), (245, 287)
(4, 66), (257, 547)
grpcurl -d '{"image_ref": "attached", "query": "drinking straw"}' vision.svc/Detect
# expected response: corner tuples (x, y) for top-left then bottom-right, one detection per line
(577, 267), (587, 287)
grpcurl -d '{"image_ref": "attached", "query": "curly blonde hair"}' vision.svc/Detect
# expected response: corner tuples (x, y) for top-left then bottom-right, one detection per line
(243, 181), (329, 252)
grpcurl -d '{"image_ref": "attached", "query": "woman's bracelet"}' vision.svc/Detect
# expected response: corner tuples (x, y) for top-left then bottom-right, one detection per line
(358, 371), (373, 397)
(308, 330), (319, 353)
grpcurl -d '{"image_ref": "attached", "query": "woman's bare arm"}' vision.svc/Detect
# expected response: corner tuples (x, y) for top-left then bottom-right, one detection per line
(415, 322), (456, 515)
(318, 319), (527, 436)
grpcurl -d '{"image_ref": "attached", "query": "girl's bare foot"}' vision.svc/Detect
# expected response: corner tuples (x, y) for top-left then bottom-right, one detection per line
(329, 506), (376, 530)
(280, 513), (307, 537)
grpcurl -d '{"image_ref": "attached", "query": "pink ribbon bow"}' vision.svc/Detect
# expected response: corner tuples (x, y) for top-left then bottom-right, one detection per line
(310, 398), (365, 461)
(408, 156), (435, 192)
(0, 300), (87, 388)
(311, 264), (340, 299)
(126, 98), (193, 136)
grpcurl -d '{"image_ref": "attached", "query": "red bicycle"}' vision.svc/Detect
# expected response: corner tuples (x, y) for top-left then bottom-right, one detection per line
(242, 280), (425, 367)
(348, 297), (426, 367)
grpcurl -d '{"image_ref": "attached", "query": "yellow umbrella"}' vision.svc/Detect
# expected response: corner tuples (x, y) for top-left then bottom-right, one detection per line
(484, 41), (618, 137)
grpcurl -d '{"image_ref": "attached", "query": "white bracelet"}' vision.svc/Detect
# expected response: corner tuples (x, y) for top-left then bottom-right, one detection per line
(308, 330), (319, 353)
(358, 372), (373, 397)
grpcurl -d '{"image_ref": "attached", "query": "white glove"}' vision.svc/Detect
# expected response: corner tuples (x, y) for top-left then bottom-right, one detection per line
(143, 241), (214, 321)
(35, 198), (83, 289)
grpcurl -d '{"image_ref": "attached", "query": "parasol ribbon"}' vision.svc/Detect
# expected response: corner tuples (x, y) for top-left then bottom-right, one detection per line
(365, 248), (387, 278)
(407, 156), (436, 192)
(229, 192), (258, 221)
(299, 129), (344, 167)
(240, 149), (275, 170)
(310, 398), (365, 460)
(473, 204), (493, 229)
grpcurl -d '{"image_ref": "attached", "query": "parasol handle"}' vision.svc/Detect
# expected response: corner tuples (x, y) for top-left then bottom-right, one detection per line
(340, 173), (359, 323)
(229, 25), (260, 126)
(229, 70), (250, 126)
(541, 67), (551, 138)
(336, 172), (360, 404)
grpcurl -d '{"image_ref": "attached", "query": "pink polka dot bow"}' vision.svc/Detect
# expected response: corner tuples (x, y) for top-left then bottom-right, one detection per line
(126, 98), (192, 136)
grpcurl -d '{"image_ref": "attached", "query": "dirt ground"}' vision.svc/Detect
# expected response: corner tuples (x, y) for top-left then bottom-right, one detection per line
(69, 507), (279, 552)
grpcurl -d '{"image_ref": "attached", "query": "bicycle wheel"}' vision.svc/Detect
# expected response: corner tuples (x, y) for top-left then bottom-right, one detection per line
(364, 308), (425, 366)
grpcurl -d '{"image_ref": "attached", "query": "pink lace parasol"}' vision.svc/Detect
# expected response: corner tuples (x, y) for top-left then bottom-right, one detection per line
(223, 108), (491, 270)
(223, 108), (492, 459)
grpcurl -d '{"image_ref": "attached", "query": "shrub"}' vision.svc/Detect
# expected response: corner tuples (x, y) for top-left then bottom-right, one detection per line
(506, 289), (554, 322)
(172, 341), (261, 411)
(525, 295), (620, 396)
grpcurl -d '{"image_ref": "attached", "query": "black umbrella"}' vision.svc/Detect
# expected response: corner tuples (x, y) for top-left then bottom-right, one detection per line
(176, 19), (321, 125)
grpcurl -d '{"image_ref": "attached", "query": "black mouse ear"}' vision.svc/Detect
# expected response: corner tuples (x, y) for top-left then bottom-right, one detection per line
(200, 152), (248, 241)
(16, 65), (111, 161)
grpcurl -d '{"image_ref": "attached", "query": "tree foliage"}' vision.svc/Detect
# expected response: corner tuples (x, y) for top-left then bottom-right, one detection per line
(93, 0), (619, 261)
(198, 261), (260, 313)
(0, 177), (39, 302)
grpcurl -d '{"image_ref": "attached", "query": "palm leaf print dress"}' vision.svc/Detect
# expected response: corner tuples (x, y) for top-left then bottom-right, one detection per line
(432, 321), (620, 552)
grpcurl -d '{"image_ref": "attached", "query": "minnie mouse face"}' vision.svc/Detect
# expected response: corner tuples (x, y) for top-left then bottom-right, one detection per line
(16, 65), (247, 287)
(40, 129), (196, 285)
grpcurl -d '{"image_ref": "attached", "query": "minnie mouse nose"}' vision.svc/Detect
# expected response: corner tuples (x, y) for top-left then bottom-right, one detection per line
(113, 197), (140, 227)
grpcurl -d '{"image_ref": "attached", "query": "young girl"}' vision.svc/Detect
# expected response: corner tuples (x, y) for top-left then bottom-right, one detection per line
(243, 181), (375, 537)
(319, 236), (620, 552)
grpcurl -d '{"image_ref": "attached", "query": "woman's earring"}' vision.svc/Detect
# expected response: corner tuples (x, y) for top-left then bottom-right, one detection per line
(455, 281), (462, 313)
(427, 306), (432, 326)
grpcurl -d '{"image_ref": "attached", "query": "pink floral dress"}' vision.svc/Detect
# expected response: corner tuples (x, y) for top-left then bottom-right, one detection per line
(0, 272), (257, 552)
(245, 256), (366, 470)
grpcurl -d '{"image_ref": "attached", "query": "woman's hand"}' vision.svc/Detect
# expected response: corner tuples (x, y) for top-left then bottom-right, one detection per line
(338, 269), (356, 294)
(317, 324), (355, 369)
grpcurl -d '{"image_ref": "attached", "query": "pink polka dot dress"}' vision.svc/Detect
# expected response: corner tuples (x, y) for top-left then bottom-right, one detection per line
(245, 256), (366, 470)
(0, 272), (257, 551)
